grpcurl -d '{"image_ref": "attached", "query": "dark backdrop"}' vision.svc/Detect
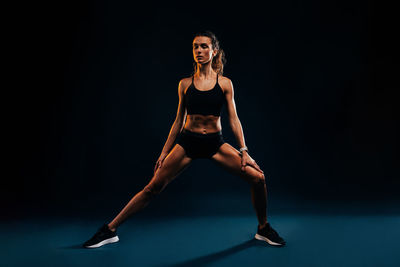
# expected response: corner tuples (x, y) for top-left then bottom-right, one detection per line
(6, 0), (399, 218)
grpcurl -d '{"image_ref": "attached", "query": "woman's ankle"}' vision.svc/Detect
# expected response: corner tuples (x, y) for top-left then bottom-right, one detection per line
(258, 221), (268, 230)
(107, 223), (117, 232)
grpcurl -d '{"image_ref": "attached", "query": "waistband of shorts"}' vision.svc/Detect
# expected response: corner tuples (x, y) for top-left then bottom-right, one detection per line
(182, 128), (222, 137)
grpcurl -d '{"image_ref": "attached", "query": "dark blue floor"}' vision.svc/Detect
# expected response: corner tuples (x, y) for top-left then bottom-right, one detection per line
(3, 195), (400, 267)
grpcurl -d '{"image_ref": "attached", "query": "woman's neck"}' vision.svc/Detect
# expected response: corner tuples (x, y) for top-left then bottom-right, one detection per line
(195, 62), (216, 79)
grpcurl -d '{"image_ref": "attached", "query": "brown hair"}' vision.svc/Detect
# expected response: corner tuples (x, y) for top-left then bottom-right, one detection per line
(192, 30), (227, 75)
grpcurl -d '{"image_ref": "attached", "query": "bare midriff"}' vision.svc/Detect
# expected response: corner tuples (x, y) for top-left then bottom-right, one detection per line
(183, 114), (222, 134)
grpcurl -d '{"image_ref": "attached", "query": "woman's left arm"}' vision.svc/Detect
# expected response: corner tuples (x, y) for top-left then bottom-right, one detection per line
(223, 78), (264, 174)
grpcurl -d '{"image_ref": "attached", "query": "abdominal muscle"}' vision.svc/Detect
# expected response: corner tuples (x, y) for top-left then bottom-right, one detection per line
(183, 114), (222, 134)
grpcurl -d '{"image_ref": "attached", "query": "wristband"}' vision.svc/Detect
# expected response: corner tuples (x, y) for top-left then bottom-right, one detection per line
(239, 146), (248, 154)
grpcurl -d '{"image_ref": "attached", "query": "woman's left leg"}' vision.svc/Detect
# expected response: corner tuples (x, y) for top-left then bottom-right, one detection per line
(210, 143), (268, 228)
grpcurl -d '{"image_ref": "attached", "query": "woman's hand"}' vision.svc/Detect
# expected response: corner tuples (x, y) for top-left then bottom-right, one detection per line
(240, 152), (264, 174)
(154, 152), (168, 174)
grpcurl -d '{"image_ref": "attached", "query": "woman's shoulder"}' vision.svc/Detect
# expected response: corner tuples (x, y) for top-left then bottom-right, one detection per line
(178, 76), (193, 87)
(218, 74), (232, 83)
(178, 76), (194, 95)
(218, 75), (233, 93)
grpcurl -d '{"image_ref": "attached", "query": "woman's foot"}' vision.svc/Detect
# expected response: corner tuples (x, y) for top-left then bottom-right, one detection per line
(254, 222), (286, 246)
(82, 223), (119, 248)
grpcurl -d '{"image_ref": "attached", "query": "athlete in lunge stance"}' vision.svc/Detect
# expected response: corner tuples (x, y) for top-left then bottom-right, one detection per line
(83, 30), (286, 248)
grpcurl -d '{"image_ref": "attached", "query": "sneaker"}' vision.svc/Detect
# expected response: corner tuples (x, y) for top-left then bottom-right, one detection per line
(254, 222), (286, 246)
(82, 223), (119, 248)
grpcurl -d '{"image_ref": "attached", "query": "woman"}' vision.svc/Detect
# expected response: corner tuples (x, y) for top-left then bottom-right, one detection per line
(83, 30), (286, 248)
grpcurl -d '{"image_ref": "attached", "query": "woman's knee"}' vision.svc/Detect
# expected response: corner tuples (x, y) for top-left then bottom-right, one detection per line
(143, 181), (166, 198)
(249, 171), (265, 186)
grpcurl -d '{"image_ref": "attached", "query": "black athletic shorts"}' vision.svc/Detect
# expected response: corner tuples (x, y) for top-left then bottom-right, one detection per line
(175, 128), (225, 159)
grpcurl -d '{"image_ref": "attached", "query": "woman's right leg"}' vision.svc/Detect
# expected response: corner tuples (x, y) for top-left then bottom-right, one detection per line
(107, 144), (192, 231)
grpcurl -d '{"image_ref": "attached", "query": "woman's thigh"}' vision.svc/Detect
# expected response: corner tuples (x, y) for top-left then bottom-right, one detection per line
(210, 142), (265, 185)
(145, 143), (193, 194)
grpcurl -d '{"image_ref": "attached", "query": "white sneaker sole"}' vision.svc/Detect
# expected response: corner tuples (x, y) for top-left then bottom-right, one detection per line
(85, 236), (120, 248)
(254, 233), (284, 246)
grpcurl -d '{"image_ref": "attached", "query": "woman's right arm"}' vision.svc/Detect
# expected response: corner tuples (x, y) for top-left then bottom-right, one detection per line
(154, 79), (187, 173)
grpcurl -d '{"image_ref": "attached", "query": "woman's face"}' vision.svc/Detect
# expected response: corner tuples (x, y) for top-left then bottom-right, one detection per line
(192, 36), (217, 64)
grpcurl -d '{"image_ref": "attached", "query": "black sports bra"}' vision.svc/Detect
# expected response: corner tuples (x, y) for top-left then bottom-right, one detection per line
(184, 74), (225, 116)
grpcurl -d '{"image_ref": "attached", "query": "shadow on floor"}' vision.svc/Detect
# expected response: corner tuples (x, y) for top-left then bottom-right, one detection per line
(160, 239), (282, 267)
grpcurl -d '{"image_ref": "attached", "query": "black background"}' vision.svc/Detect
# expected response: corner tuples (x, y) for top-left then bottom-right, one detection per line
(6, 0), (399, 218)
